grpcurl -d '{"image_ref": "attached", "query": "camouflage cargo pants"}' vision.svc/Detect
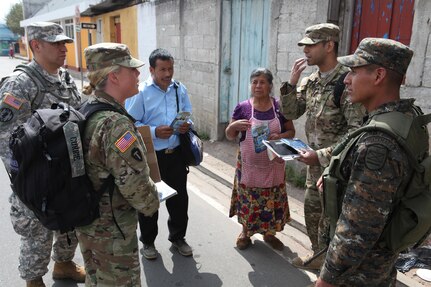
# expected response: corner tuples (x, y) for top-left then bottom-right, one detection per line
(9, 193), (78, 280)
(77, 223), (141, 287)
(304, 165), (330, 253)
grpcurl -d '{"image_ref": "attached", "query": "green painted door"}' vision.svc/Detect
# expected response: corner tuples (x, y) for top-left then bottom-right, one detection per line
(220, 0), (270, 123)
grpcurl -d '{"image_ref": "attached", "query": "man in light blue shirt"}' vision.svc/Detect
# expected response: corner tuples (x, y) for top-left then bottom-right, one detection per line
(126, 48), (193, 260)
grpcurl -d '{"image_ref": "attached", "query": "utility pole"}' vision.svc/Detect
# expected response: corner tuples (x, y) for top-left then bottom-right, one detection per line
(75, 5), (83, 90)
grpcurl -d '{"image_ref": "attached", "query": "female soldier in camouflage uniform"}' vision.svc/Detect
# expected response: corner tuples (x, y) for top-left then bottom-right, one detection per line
(76, 43), (159, 286)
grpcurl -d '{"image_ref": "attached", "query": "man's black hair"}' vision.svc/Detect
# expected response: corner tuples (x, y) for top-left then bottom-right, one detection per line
(149, 48), (174, 68)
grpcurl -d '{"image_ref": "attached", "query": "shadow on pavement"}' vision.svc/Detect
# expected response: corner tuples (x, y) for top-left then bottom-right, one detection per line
(142, 249), (222, 287)
(235, 240), (313, 287)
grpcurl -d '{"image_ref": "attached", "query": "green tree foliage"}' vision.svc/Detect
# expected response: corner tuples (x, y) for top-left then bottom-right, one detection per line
(5, 2), (24, 36)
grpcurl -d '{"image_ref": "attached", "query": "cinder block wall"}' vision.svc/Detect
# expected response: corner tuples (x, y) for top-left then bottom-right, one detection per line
(155, 0), (220, 139)
(270, 0), (328, 143)
(405, 0), (431, 118)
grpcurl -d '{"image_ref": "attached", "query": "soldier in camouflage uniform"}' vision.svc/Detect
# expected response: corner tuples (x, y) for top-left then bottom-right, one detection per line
(76, 42), (159, 286)
(280, 23), (365, 270)
(0, 22), (85, 287)
(315, 38), (426, 287)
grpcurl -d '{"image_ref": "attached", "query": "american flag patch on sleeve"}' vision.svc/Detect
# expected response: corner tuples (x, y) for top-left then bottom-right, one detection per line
(3, 93), (24, 110)
(115, 131), (137, 153)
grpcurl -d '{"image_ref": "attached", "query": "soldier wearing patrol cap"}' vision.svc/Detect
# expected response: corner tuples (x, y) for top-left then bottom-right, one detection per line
(314, 38), (428, 287)
(75, 42), (159, 286)
(280, 23), (365, 271)
(0, 22), (84, 287)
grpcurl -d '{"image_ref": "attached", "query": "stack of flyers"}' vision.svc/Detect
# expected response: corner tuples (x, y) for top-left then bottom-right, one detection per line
(170, 111), (191, 133)
(263, 138), (312, 161)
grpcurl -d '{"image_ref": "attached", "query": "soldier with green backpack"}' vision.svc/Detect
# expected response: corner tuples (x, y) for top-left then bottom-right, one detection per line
(314, 38), (430, 287)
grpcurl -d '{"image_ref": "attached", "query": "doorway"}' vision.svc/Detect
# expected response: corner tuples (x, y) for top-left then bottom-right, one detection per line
(219, 0), (270, 122)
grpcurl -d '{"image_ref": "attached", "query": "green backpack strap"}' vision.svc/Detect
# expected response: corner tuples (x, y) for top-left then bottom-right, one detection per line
(13, 64), (53, 110)
(416, 113), (431, 127)
(350, 112), (430, 172)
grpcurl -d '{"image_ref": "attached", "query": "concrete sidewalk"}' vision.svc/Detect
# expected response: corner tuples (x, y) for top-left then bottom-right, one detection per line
(199, 139), (428, 287)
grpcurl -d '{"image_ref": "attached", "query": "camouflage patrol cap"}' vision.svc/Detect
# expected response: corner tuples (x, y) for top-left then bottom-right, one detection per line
(84, 43), (144, 71)
(27, 22), (73, 43)
(298, 23), (340, 46)
(337, 37), (413, 75)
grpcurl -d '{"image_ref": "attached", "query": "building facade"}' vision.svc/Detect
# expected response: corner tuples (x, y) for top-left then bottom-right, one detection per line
(20, 0), (431, 142)
(141, 0), (430, 141)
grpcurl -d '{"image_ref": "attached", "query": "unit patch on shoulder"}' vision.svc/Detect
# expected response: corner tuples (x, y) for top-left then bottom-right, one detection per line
(3, 93), (24, 110)
(131, 147), (143, 161)
(365, 144), (388, 171)
(115, 131), (137, 153)
(0, 107), (13, 122)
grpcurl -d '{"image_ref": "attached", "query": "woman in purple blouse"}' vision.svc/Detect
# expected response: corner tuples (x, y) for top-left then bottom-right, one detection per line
(225, 68), (295, 250)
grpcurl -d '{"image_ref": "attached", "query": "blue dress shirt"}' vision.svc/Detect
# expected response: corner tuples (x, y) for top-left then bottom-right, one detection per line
(125, 77), (192, 151)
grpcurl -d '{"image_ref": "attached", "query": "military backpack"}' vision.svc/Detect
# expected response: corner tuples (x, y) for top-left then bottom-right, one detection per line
(323, 107), (431, 253)
(8, 102), (126, 233)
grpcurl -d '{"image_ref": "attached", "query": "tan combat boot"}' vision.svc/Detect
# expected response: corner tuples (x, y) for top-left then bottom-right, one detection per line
(291, 252), (325, 271)
(52, 261), (85, 283)
(26, 277), (46, 287)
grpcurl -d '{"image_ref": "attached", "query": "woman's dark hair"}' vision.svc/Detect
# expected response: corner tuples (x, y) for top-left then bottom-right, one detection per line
(149, 48), (174, 68)
(250, 68), (273, 84)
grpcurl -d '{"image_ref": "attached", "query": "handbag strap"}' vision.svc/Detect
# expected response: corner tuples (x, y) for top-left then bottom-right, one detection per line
(174, 81), (179, 113)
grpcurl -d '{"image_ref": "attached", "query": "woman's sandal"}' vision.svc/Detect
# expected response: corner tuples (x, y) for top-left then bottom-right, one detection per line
(236, 233), (252, 250)
(263, 234), (284, 251)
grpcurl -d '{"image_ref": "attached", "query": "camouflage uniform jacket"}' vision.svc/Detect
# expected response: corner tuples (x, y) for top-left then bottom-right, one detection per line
(320, 99), (420, 286)
(78, 92), (159, 237)
(280, 63), (365, 167)
(0, 60), (81, 167)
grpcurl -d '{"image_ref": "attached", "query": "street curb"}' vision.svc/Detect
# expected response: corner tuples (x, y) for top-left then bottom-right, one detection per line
(195, 165), (233, 190)
(195, 163), (308, 235)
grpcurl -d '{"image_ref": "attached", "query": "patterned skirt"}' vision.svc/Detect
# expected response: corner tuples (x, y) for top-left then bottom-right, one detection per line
(229, 150), (291, 237)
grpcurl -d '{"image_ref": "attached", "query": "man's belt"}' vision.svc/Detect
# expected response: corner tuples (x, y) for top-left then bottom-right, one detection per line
(157, 146), (179, 154)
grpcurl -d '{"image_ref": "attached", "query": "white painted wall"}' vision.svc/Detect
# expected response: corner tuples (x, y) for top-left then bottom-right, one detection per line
(137, 1), (157, 83)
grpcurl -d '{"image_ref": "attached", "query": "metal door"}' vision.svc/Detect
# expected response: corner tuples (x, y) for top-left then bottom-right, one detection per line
(350, 0), (415, 53)
(220, 0), (270, 123)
